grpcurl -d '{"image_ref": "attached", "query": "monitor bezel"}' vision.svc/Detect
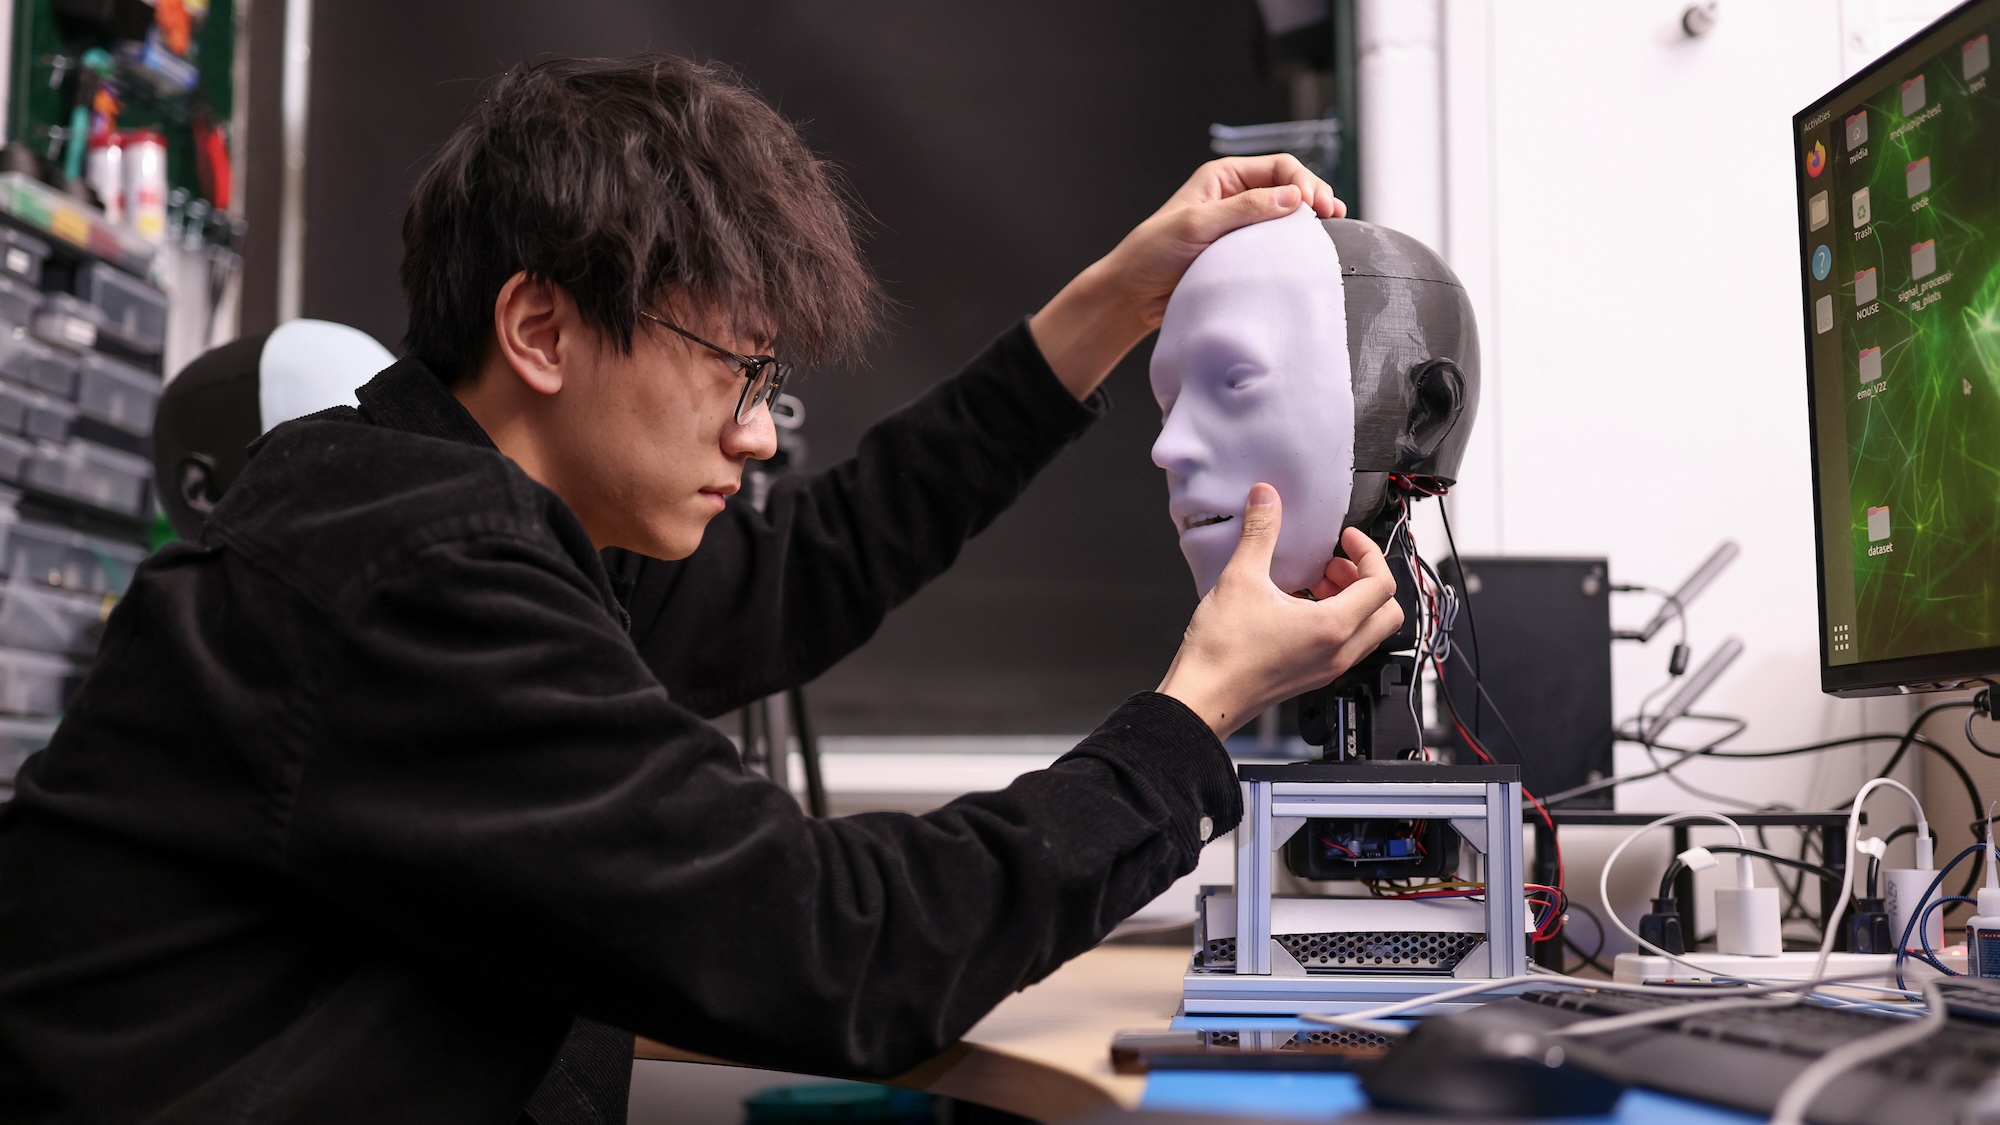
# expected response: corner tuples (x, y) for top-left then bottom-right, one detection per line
(1794, 0), (2000, 697)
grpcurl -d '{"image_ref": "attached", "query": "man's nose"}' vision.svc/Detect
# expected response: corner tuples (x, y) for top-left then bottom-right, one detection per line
(724, 404), (779, 461)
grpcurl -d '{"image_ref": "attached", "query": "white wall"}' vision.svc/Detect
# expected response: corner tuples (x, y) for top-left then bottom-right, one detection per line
(1358, 0), (1965, 944)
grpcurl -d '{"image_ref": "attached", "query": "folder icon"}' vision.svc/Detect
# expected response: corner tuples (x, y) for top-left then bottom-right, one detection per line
(1907, 157), (1931, 198)
(1859, 347), (1882, 383)
(1912, 240), (1937, 279)
(1817, 295), (1834, 334)
(1903, 74), (1926, 116)
(1968, 35), (1990, 79)
(1856, 268), (1878, 305)
(1846, 111), (1868, 150)
(1809, 190), (1830, 230)
(1867, 506), (1891, 542)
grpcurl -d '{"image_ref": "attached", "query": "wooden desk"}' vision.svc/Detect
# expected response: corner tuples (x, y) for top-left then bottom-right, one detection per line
(636, 944), (1189, 1121)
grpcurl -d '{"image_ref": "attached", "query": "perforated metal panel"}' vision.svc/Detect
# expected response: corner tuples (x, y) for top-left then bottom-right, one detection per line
(1200, 931), (1482, 974)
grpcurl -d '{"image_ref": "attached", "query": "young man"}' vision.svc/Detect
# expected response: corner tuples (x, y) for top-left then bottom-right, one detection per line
(0, 56), (1400, 1123)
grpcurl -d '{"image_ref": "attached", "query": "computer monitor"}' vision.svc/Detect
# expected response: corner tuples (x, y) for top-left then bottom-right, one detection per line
(1797, 0), (2000, 696)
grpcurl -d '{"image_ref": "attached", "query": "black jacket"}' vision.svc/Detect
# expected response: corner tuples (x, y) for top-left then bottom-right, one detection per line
(0, 323), (1241, 1124)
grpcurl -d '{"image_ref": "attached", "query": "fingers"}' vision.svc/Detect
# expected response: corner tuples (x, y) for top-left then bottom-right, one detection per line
(1218, 483), (1282, 584)
(1172, 185), (1308, 253)
(1309, 555), (1363, 601)
(1327, 597), (1408, 674)
(1190, 155), (1341, 218)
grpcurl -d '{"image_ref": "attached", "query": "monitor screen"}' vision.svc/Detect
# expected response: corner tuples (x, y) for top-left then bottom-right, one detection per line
(1797, 0), (2000, 696)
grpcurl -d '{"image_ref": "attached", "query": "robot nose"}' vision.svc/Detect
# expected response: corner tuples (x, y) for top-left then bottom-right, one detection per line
(1151, 407), (1204, 474)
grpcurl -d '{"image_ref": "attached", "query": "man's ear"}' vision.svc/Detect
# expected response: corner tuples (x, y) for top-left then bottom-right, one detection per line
(1396, 359), (1465, 465)
(491, 272), (572, 396)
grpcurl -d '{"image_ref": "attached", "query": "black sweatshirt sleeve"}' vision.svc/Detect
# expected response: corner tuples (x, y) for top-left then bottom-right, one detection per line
(289, 532), (1239, 1078)
(607, 320), (1104, 716)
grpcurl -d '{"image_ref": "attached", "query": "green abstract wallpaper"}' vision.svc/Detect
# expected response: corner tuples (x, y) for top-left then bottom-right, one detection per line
(1813, 17), (2000, 667)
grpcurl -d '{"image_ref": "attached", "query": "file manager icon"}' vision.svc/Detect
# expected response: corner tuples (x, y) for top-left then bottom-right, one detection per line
(1810, 190), (1830, 230)
(1856, 268), (1878, 305)
(1859, 346), (1882, 383)
(1912, 239), (1938, 279)
(1868, 506), (1891, 542)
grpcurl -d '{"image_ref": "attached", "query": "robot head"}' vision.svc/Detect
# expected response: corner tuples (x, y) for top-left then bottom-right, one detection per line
(154, 320), (395, 539)
(1151, 210), (1480, 596)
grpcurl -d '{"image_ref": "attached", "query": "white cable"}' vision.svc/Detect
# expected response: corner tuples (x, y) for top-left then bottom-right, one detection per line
(1599, 811), (1749, 970)
(1297, 967), (1904, 1035)
(1768, 980), (1946, 1125)
(1858, 777), (1930, 868)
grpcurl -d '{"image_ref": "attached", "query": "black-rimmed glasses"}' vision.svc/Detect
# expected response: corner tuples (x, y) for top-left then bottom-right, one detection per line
(640, 310), (794, 425)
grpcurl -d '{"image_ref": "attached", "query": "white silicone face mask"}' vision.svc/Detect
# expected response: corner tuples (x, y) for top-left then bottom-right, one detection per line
(1150, 207), (1355, 597)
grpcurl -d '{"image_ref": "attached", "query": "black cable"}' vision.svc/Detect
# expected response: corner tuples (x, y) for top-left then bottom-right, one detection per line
(787, 685), (827, 818)
(1966, 683), (2000, 759)
(1844, 700), (1978, 791)
(1436, 497), (1481, 738)
(1562, 900), (1612, 976)
(1445, 645), (1553, 795)
(1705, 844), (1843, 889)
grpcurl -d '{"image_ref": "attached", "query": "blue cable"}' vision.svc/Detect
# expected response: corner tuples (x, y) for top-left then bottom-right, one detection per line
(1895, 844), (1986, 990)
(1919, 895), (1976, 975)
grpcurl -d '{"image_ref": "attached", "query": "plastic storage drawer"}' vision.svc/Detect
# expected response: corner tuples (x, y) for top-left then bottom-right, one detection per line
(0, 580), (106, 658)
(0, 275), (39, 328)
(31, 293), (105, 356)
(0, 383), (74, 443)
(0, 229), (49, 286)
(0, 329), (76, 398)
(76, 353), (158, 436)
(0, 518), (145, 595)
(0, 646), (77, 717)
(76, 262), (167, 355)
(0, 714), (56, 794)
(0, 433), (31, 482)
(25, 438), (150, 517)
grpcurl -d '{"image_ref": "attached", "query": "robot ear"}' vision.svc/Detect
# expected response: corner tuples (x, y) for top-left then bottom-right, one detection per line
(1397, 359), (1466, 465)
(176, 453), (222, 516)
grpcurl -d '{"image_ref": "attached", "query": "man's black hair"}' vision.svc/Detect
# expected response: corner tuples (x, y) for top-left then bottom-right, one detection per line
(400, 54), (884, 384)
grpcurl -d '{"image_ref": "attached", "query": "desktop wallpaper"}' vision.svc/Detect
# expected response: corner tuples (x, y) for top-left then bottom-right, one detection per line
(1812, 13), (2000, 669)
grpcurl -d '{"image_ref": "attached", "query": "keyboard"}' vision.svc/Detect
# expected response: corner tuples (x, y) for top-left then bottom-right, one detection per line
(1451, 987), (2000, 1125)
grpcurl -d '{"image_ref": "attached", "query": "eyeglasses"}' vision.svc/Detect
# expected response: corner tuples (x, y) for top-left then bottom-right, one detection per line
(640, 311), (794, 425)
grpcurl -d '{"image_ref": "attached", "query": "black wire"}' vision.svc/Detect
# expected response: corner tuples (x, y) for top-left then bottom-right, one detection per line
(1845, 700), (1978, 790)
(1705, 844), (1843, 888)
(1562, 900), (1612, 976)
(1436, 496), (1481, 739)
(788, 685), (827, 818)
(1966, 683), (2000, 758)
(1445, 646), (1553, 795)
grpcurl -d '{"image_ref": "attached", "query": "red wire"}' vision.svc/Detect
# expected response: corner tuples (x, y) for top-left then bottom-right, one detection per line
(1444, 691), (1567, 939)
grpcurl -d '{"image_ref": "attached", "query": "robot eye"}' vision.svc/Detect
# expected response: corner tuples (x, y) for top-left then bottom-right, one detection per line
(1225, 364), (1268, 391)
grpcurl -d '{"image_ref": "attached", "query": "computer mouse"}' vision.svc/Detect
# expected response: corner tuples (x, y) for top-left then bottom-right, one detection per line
(1360, 1012), (1627, 1117)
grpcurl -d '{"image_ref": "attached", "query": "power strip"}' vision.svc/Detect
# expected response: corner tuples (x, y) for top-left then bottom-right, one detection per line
(1614, 949), (1965, 989)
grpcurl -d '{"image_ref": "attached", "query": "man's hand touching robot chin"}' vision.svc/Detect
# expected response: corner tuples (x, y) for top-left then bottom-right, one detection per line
(1156, 484), (1403, 740)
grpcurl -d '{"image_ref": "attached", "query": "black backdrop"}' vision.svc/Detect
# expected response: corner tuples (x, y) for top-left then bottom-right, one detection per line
(241, 1), (1291, 734)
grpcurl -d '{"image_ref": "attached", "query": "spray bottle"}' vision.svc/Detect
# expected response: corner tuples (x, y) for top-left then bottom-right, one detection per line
(1966, 808), (2000, 977)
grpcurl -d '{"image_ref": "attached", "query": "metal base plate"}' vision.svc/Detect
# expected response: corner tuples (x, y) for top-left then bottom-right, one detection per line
(1181, 967), (1537, 1015)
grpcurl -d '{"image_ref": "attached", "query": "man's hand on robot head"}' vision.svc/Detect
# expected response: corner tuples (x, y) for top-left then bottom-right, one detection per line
(1158, 482), (1405, 739)
(1101, 155), (1345, 330)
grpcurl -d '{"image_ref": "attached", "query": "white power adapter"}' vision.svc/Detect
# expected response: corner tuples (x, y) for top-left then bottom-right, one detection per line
(1709, 848), (1782, 956)
(1885, 825), (1942, 953)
